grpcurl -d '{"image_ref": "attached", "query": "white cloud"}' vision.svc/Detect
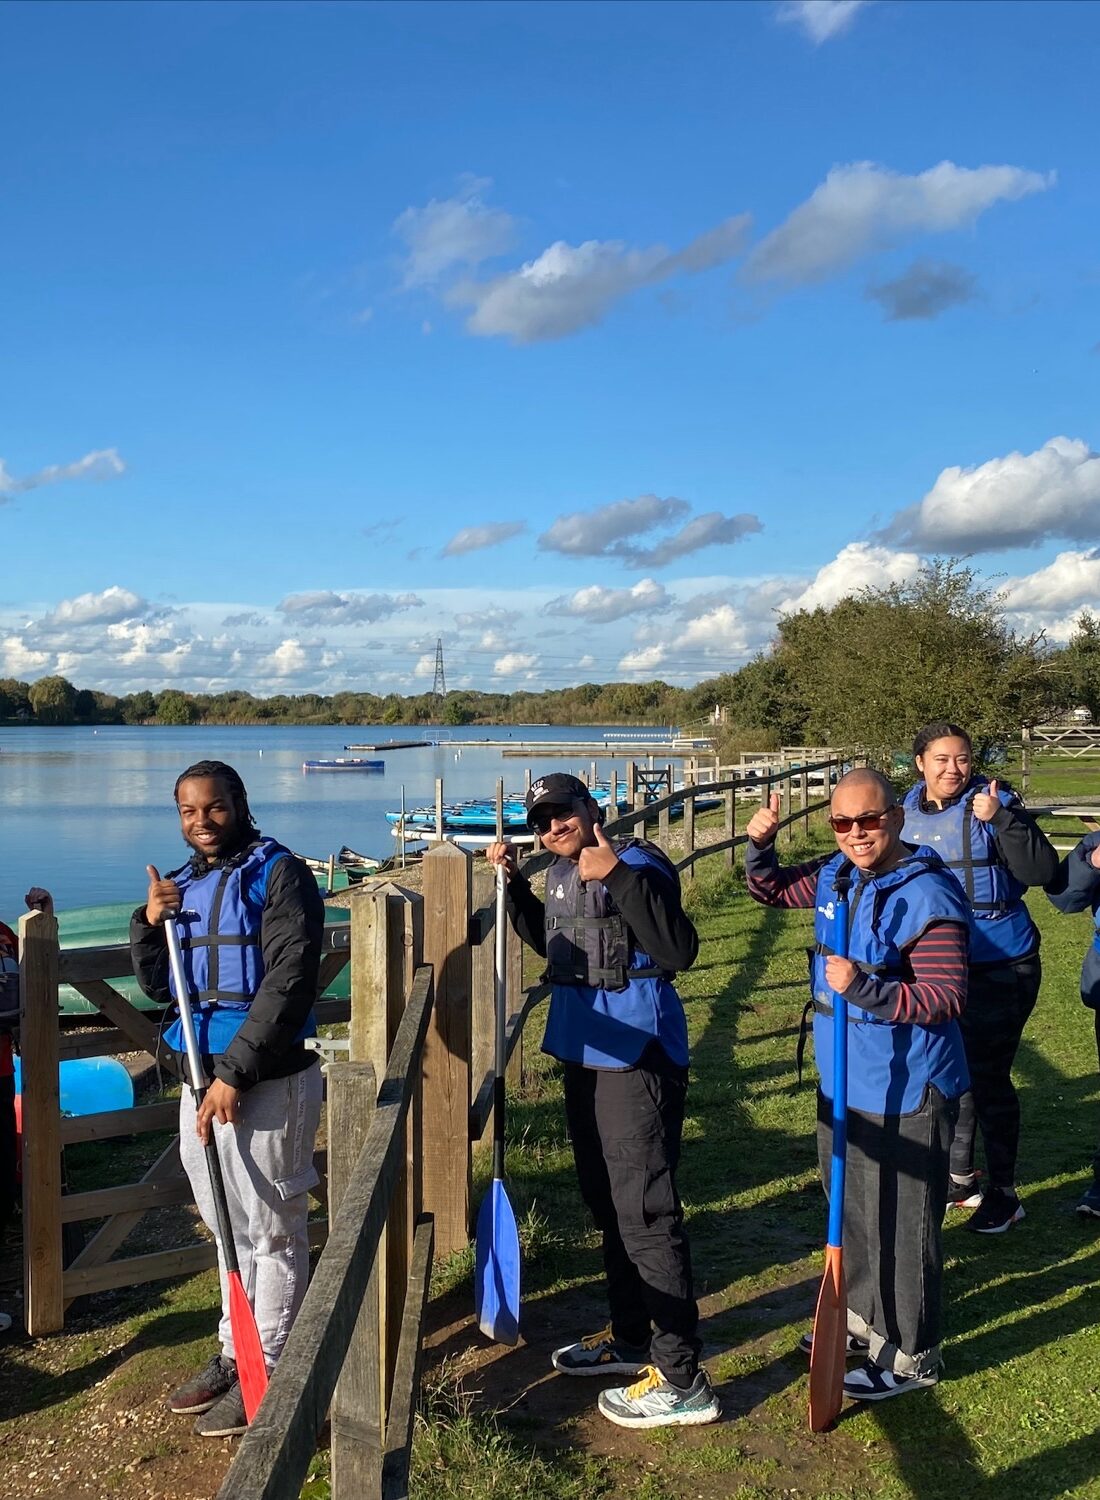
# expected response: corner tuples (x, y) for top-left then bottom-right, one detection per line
(1002, 549), (1100, 612)
(618, 643), (669, 673)
(412, 653), (436, 679)
(539, 494), (690, 558)
(393, 175), (517, 288)
(38, 586), (149, 630)
(777, 0), (869, 43)
(0, 447), (126, 501)
(778, 542), (922, 613)
(544, 578), (672, 623)
(441, 521), (526, 557)
(618, 605), (753, 677)
(744, 161), (1054, 286)
(493, 651), (538, 676)
(277, 590), (424, 625)
(618, 511), (763, 568)
(0, 635), (49, 675)
(260, 639), (309, 678)
(882, 436), (1100, 551)
(453, 606), (522, 631)
(450, 215), (750, 343)
(865, 258), (979, 321)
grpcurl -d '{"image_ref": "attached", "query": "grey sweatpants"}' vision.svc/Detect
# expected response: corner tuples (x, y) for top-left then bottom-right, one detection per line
(179, 1064), (323, 1368)
(817, 1085), (957, 1380)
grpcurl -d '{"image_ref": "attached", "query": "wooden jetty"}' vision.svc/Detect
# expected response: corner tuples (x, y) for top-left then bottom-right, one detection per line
(343, 740), (432, 751)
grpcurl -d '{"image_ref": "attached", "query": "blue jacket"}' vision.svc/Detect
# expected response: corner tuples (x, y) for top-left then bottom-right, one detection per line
(811, 848), (970, 1114)
(1045, 831), (1100, 1010)
(162, 838), (317, 1058)
(901, 778), (1037, 964)
(514, 842), (695, 1070)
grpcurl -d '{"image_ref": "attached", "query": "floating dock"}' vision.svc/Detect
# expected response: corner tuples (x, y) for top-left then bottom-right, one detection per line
(343, 740), (432, 751)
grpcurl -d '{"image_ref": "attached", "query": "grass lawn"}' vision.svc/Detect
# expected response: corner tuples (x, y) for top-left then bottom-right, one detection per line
(415, 823), (1100, 1500)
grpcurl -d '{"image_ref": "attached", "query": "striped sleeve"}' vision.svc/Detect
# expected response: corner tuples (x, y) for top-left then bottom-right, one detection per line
(743, 841), (828, 911)
(844, 920), (968, 1024)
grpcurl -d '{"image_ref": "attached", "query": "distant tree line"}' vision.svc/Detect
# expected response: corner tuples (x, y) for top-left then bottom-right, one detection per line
(4, 562), (1099, 752)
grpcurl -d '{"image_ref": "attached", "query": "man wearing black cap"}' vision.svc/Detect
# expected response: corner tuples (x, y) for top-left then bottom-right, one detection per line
(488, 773), (716, 1429)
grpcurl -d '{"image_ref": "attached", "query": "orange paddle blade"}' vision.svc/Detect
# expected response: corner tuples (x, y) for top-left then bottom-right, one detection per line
(228, 1272), (269, 1423)
(808, 1245), (847, 1432)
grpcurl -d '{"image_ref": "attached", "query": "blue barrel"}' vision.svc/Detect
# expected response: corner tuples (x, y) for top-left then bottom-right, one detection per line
(13, 1055), (135, 1116)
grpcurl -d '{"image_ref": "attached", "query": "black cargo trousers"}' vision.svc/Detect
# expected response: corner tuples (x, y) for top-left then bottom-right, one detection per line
(562, 1040), (701, 1386)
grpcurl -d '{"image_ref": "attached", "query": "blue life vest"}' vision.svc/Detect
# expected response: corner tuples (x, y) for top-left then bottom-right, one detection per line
(163, 838), (316, 1057)
(901, 779), (1036, 963)
(810, 848), (970, 1115)
(541, 841), (690, 1070)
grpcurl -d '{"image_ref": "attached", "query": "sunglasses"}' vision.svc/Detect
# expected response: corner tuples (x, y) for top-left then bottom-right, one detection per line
(529, 804), (575, 834)
(827, 809), (895, 834)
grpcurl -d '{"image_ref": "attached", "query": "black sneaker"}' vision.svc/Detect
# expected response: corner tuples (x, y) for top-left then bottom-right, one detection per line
(551, 1326), (651, 1377)
(797, 1330), (870, 1358)
(843, 1358), (939, 1402)
(167, 1353), (238, 1415)
(966, 1187), (1025, 1234)
(946, 1174), (983, 1211)
(194, 1380), (248, 1438)
(1075, 1183), (1100, 1219)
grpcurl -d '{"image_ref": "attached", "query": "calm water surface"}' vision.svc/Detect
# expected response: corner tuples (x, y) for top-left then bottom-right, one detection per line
(0, 725), (663, 917)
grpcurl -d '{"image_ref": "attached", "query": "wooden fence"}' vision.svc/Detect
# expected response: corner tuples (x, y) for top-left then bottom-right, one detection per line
(17, 755), (849, 1497)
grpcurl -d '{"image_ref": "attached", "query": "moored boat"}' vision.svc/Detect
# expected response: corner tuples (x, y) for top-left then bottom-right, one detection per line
(302, 758), (384, 772)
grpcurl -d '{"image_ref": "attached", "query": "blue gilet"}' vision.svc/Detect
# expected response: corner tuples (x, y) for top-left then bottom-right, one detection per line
(541, 842), (689, 1070)
(810, 847), (970, 1115)
(901, 778), (1036, 963)
(163, 838), (316, 1057)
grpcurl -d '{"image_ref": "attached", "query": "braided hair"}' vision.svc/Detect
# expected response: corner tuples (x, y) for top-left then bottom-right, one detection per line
(173, 760), (260, 839)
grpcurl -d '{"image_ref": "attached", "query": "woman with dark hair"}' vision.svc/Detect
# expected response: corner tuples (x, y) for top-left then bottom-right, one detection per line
(902, 723), (1058, 1233)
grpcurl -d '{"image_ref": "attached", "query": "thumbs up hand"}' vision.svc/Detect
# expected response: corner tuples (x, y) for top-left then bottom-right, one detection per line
(971, 779), (1002, 823)
(747, 792), (781, 847)
(145, 864), (182, 925)
(578, 820), (620, 884)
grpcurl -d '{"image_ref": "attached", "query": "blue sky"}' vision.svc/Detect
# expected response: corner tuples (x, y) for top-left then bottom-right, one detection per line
(1, 0), (1098, 696)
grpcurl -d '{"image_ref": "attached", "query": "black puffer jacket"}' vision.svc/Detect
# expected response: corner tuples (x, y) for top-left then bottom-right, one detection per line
(1046, 831), (1100, 1010)
(130, 840), (324, 1090)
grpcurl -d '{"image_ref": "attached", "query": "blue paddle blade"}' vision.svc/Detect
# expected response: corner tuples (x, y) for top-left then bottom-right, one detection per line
(474, 1179), (521, 1345)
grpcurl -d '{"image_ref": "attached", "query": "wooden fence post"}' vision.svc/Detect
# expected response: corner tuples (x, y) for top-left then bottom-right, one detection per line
(682, 772), (695, 883)
(780, 762), (793, 843)
(723, 783), (735, 871)
(421, 844), (472, 1254)
(801, 767), (810, 836)
(350, 882), (424, 1411)
(328, 1062), (381, 1500)
(20, 909), (63, 1335)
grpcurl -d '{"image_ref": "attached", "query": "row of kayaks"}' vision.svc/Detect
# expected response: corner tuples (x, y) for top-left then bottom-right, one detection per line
(387, 785), (722, 833)
(302, 758), (384, 772)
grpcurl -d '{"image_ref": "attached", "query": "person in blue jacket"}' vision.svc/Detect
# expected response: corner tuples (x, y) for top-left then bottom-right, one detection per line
(903, 724), (1058, 1233)
(746, 768), (971, 1402)
(487, 773), (717, 1431)
(1044, 829), (1100, 1217)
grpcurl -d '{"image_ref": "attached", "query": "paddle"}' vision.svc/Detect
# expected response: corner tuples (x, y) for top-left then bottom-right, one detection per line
(474, 864), (521, 1344)
(808, 865), (852, 1433)
(164, 916), (269, 1422)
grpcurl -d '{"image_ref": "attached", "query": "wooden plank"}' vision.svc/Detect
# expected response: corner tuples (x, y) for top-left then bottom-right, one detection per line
(63, 1138), (185, 1297)
(216, 967), (434, 1500)
(317, 949), (350, 999)
(58, 943), (133, 984)
(329, 1062), (382, 1500)
(70, 979), (163, 1058)
(59, 1026), (130, 1061)
(420, 845), (471, 1255)
(315, 997), (350, 1026)
(61, 1175), (194, 1224)
(470, 983), (548, 1139)
(20, 910), (64, 1335)
(380, 1215), (435, 1500)
(60, 1099), (179, 1144)
(62, 1221), (329, 1299)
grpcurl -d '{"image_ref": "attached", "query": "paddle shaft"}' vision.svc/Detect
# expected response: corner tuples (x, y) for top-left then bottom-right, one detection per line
(164, 916), (244, 1280)
(825, 874), (851, 1250)
(493, 866), (508, 1180)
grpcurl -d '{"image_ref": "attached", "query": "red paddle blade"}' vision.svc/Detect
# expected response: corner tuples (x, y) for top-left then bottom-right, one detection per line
(808, 1245), (847, 1433)
(228, 1272), (269, 1423)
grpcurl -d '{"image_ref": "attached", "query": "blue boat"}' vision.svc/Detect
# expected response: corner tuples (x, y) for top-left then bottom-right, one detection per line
(303, 758), (384, 772)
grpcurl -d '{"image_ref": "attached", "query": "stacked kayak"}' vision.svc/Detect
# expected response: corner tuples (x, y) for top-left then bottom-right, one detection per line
(303, 758), (384, 772)
(387, 784), (722, 833)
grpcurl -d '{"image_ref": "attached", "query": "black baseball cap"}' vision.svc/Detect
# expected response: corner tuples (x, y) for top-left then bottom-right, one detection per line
(525, 773), (591, 828)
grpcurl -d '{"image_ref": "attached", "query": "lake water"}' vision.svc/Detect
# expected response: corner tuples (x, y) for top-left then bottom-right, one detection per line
(0, 724), (670, 918)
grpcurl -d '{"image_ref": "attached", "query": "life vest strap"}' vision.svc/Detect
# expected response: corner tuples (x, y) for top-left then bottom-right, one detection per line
(181, 934), (261, 949)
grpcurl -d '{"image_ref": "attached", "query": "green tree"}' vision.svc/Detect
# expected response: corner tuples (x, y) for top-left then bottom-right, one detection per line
(1059, 610), (1100, 721)
(73, 688), (97, 721)
(0, 678), (31, 718)
(156, 689), (199, 725)
(381, 700), (402, 725)
(442, 695), (473, 726)
(29, 675), (77, 724)
(769, 558), (1057, 762)
(121, 690), (157, 723)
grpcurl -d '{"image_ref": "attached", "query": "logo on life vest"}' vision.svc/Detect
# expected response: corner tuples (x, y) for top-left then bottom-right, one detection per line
(553, 883), (566, 899)
(818, 900), (835, 920)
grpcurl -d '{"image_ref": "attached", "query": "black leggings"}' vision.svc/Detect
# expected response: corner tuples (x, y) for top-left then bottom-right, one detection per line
(950, 957), (1041, 1190)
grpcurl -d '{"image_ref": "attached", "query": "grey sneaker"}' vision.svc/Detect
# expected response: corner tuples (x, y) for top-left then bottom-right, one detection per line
(551, 1326), (651, 1377)
(597, 1365), (720, 1429)
(194, 1380), (248, 1438)
(167, 1353), (238, 1415)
